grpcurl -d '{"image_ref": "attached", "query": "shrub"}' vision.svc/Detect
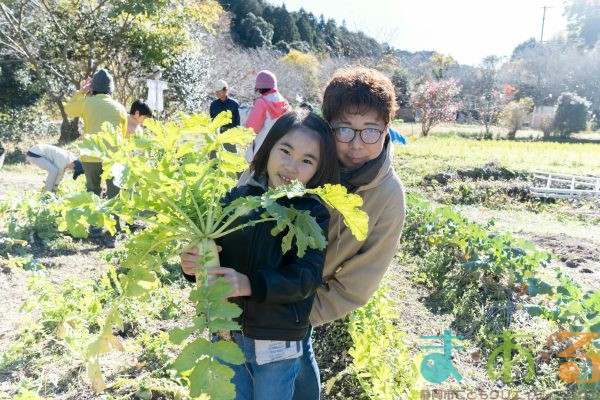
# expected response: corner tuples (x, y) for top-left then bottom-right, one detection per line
(552, 92), (590, 138)
(500, 97), (534, 139)
(410, 78), (461, 136)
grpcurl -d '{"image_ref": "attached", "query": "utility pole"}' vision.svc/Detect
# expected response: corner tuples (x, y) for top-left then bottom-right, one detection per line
(540, 6), (551, 43)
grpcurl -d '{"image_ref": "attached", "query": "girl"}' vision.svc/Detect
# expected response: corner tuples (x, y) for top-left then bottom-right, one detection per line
(181, 110), (339, 400)
(244, 70), (290, 162)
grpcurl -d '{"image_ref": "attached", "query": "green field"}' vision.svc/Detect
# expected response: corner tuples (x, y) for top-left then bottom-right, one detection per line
(1, 127), (599, 399)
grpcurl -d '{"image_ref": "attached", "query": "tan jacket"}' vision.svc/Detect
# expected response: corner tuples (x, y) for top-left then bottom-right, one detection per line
(310, 144), (406, 326)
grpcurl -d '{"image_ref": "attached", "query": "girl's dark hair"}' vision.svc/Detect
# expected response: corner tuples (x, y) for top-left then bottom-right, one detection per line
(256, 88), (271, 95)
(251, 110), (340, 188)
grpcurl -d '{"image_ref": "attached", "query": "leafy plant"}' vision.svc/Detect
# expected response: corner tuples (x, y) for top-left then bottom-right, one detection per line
(332, 286), (423, 399)
(1, 190), (61, 245)
(56, 111), (368, 398)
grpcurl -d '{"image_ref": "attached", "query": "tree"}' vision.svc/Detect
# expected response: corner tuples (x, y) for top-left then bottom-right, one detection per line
(564, 0), (600, 48)
(552, 92), (590, 137)
(268, 5), (300, 45)
(430, 52), (456, 80)
(499, 97), (534, 139)
(279, 49), (319, 101)
(232, 12), (274, 48)
(391, 69), (410, 108)
(0, 56), (40, 111)
(0, 0), (222, 142)
(468, 56), (510, 135)
(411, 78), (461, 136)
(295, 8), (317, 47)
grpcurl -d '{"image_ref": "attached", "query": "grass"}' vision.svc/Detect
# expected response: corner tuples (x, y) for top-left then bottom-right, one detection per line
(392, 134), (600, 187)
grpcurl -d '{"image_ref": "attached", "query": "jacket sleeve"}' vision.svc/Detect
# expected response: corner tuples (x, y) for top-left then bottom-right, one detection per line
(244, 98), (267, 134)
(232, 104), (241, 128)
(120, 110), (128, 139)
(64, 92), (86, 118)
(209, 101), (217, 119)
(309, 187), (406, 326)
(247, 201), (330, 304)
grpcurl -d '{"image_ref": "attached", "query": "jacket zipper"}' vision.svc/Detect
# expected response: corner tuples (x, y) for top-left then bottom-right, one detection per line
(292, 304), (299, 324)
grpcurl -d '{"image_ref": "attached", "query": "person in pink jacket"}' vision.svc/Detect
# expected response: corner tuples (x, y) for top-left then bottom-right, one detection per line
(244, 70), (290, 162)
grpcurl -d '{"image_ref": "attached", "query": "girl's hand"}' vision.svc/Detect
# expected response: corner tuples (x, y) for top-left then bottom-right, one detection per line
(207, 267), (251, 298)
(180, 245), (201, 276)
(180, 244), (223, 276)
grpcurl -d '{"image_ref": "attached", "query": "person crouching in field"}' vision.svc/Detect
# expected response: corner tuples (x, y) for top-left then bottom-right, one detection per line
(26, 144), (84, 192)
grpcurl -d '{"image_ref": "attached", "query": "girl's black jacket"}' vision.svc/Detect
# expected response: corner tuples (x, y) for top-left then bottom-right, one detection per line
(184, 178), (330, 341)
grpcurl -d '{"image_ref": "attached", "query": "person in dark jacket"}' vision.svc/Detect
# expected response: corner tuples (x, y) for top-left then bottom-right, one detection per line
(209, 79), (240, 153)
(181, 110), (340, 400)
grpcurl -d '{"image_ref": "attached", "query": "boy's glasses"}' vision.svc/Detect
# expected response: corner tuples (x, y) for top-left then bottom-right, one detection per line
(334, 127), (384, 144)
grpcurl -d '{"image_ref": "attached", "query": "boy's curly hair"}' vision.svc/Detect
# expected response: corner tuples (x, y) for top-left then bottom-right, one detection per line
(322, 67), (397, 126)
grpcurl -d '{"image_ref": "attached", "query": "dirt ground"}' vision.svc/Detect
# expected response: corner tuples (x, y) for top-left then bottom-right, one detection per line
(456, 205), (600, 291)
(2, 163), (599, 398)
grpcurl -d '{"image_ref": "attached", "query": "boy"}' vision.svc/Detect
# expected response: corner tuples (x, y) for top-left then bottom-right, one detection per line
(292, 67), (407, 399)
(126, 99), (152, 138)
(209, 79), (240, 153)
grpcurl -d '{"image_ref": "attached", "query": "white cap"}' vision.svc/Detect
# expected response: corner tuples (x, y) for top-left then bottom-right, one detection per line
(213, 79), (228, 92)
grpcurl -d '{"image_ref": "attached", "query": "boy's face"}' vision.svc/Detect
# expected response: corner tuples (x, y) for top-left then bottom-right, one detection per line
(330, 110), (387, 171)
(132, 111), (147, 125)
(215, 89), (227, 101)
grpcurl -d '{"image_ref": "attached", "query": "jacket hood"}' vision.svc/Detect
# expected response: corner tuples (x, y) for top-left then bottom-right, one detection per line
(261, 91), (290, 120)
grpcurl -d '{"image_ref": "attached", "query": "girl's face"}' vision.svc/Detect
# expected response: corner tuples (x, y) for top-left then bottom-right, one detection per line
(267, 129), (320, 188)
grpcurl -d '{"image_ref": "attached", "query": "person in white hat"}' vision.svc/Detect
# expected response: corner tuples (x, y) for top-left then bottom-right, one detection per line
(209, 79), (240, 153)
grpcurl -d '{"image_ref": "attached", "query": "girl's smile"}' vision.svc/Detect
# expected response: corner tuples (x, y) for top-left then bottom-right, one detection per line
(267, 129), (321, 188)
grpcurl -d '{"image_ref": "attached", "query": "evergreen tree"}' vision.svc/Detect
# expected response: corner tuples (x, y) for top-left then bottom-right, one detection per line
(391, 69), (411, 108)
(232, 12), (274, 48)
(270, 5), (300, 45)
(295, 9), (317, 47)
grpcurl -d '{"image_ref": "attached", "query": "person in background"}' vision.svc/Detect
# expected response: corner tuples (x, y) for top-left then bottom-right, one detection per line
(64, 68), (127, 247)
(126, 99), (152, 138)
(26, 144), (84, 192)
(292, 67), (407, 399)
(209, 79), (240, 153)
(244, 70), (290, 162)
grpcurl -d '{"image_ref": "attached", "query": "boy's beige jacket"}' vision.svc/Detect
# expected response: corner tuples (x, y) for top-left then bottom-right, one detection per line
(310, 144), (406, 326)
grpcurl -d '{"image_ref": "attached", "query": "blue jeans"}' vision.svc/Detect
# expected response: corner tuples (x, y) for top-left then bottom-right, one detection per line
(229, 332), (301, 400)
(292, 327), (321, 400)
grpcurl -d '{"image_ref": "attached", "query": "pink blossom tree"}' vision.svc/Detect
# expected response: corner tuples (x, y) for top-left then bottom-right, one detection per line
(411, 78), (462, 136)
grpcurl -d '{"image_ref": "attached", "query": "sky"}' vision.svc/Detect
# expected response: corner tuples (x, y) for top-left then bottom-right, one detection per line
(268, 0), (568, 66)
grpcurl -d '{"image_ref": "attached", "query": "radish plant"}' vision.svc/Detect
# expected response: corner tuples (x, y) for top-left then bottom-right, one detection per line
(57, 112), (368, 399)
